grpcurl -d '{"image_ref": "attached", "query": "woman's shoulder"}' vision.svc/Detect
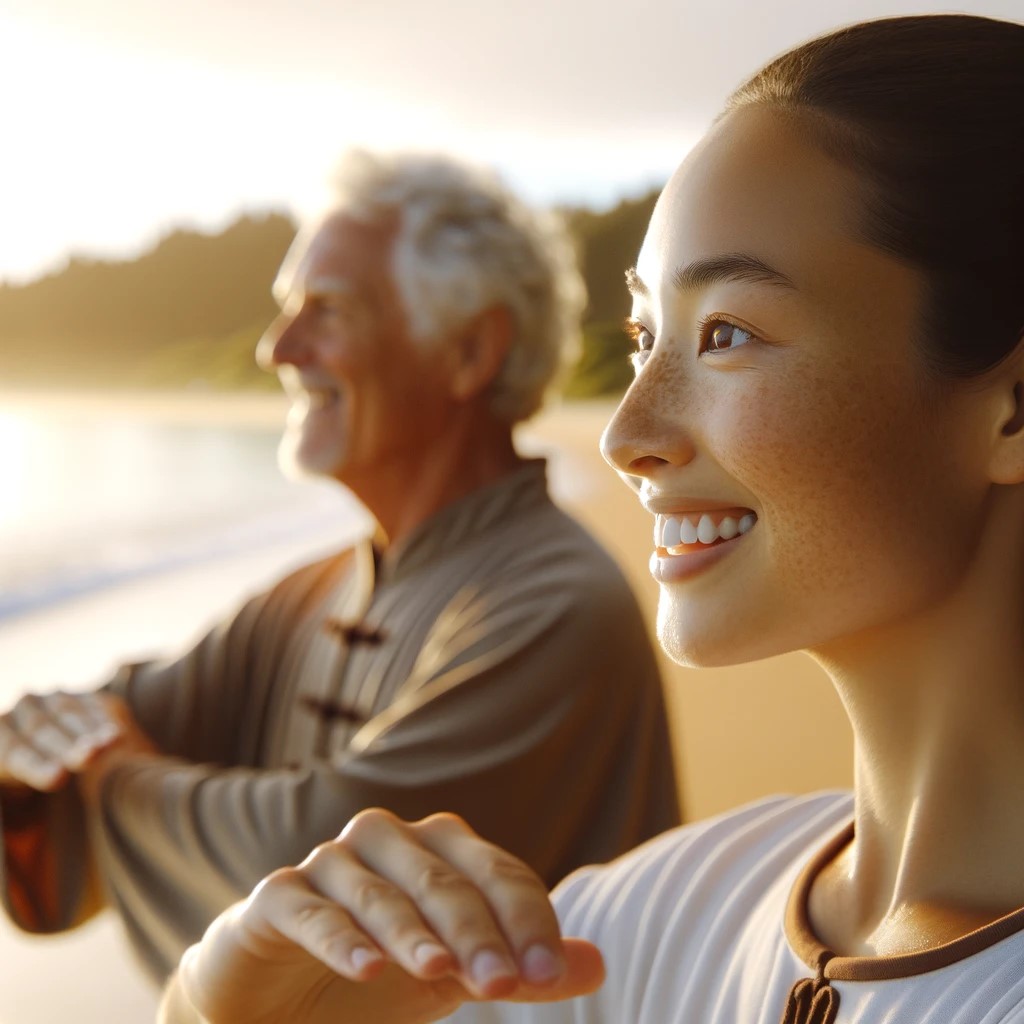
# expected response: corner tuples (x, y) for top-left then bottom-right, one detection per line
(552, 790), (853, 935)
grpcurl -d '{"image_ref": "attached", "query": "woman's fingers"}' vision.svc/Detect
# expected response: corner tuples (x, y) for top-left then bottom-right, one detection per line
(300, 848), (459, 982)
(240, 866), (388, 981)
(179, 810), (606, 1024)
(503, 938), (606, 1003)
(250, 858), (604, 1003)
(253, 809), (590, 998)
(326, 810), (573, 998)
(186, 864), (469, 1024)
(416, 813), (567, 985)
(247, 863), (604, 1003)
(299, 817), (513, 998)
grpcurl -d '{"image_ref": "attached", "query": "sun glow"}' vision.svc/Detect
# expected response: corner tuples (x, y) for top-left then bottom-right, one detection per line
(0, 408), (37, 532)
(0, 6), (685, 285)
(0, 11), (462, 283)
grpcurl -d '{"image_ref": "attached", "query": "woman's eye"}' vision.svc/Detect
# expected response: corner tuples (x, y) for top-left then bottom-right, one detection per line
(625, 319), (655, 369)
(634, 325), (655, 353)
(703, 320), (754, 353)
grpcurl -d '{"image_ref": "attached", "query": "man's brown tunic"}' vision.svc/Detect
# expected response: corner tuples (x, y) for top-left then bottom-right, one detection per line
(0, 461), (679, 980)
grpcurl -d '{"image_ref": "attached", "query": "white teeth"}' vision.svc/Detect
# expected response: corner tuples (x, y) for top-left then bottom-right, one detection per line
(306, 389), (336, 411)
(679, 516), (699, 544)
(663, 516), (681, 549)
(654, 510), (757, 550)
(696, 514), (717, 544)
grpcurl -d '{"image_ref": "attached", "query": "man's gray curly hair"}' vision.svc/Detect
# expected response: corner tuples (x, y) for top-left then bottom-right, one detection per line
(328, 150), (586, 424)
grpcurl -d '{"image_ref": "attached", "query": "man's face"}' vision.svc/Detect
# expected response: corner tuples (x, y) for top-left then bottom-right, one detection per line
(257, 213), (453, 494)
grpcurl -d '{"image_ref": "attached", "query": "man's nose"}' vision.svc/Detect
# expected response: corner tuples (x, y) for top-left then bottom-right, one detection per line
(255, 313), (308, 372)
(599, 372), (698, 480)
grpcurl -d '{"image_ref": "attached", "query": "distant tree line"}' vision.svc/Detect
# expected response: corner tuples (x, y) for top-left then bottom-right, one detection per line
(0, 190), (659, 397)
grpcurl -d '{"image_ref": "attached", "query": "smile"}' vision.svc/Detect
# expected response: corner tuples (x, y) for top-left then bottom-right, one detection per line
(654, 509), (757, 554)
(649, 508), (757, 584)
(305, 388), (339, 412)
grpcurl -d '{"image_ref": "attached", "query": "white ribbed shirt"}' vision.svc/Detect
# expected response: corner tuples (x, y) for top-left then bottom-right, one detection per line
(452, 791), (1024, 1023)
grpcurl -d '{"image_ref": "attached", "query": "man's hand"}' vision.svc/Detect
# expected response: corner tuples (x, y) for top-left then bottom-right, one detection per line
(0, 691), (125, 792)
(75, 694), (159, 804)
(177, 809), (605, 1024)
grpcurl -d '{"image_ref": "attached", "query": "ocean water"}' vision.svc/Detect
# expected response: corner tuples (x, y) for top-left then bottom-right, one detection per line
(0, 397), (374, 1024)
(0, 397), (368, 621)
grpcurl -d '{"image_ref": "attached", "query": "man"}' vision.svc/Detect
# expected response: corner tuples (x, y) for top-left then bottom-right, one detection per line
(0, 151), (679, 984)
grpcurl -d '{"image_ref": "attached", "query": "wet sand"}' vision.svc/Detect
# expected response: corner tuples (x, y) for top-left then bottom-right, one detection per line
(0, 395), (851, 1023)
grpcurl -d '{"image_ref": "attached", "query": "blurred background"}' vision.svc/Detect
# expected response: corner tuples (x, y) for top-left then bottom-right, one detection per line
(0, 0), (1020, 1019)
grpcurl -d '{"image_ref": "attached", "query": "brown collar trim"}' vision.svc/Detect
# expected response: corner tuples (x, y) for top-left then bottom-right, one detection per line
(785, 819), (1024, 982)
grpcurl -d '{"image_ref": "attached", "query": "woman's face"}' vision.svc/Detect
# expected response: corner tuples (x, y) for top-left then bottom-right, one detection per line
(601, 104), (993, 668)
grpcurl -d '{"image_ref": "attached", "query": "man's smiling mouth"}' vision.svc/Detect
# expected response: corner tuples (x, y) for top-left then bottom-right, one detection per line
(304, 387), (339, 412)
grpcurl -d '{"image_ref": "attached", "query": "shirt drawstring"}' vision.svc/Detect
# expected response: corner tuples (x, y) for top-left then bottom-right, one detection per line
(779, 950), (839, 1024)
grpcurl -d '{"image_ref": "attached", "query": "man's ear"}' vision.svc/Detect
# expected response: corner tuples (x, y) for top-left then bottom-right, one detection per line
(987, 336), (1024, 484)
(447, 306), (514, 402)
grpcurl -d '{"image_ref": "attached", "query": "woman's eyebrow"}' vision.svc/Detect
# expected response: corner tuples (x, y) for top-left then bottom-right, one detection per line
(625, 266), (649, 298)
(625, 254), (796, 298)
(675, 253), (796, 292)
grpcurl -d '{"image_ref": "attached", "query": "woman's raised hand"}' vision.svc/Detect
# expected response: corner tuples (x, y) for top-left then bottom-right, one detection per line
(177, 809), (605, 1024)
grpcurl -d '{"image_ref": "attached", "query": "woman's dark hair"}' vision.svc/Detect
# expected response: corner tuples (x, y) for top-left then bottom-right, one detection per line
(726, 14), (1024, 379)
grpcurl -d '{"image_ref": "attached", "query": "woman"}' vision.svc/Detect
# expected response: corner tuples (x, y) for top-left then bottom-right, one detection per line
(164, 14), (1024, 1023)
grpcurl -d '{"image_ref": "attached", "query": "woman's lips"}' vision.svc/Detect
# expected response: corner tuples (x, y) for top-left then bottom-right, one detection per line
(649, 524), (755, 583)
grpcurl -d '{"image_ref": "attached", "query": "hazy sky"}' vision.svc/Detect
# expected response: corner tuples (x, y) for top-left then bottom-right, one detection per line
(1, 0), (1020, 283)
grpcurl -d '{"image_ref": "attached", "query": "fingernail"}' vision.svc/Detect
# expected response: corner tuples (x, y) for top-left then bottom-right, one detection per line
(413, 941), (450, 970)
(522, 944), (563, 985)
(471, 949), (517, 989)
(350, 946), (382, 973)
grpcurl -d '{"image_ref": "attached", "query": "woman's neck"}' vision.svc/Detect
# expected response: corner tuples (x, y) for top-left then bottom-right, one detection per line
(806, 509), (1024, 956)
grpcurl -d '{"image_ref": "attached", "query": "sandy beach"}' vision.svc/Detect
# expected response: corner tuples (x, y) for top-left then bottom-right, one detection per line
(0, 395), (852, 1023)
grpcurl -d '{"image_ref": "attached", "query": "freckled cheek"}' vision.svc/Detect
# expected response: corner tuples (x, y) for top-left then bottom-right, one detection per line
(708, 382), (926, 544)
(707, 384), (852, 490)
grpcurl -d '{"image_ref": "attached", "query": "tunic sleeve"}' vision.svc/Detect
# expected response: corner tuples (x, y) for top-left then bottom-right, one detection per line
(3, 526), (675, 984)
(90, 552), (673, 979)
(0, 553), (347, 944)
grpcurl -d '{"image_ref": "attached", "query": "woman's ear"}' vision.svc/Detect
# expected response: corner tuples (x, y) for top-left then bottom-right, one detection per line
(987, 337), (1024, 484)
(447, 306), (514, 402)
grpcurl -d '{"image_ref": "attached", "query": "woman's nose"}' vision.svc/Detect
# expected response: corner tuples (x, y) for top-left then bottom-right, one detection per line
(599, 372), (697, 479)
